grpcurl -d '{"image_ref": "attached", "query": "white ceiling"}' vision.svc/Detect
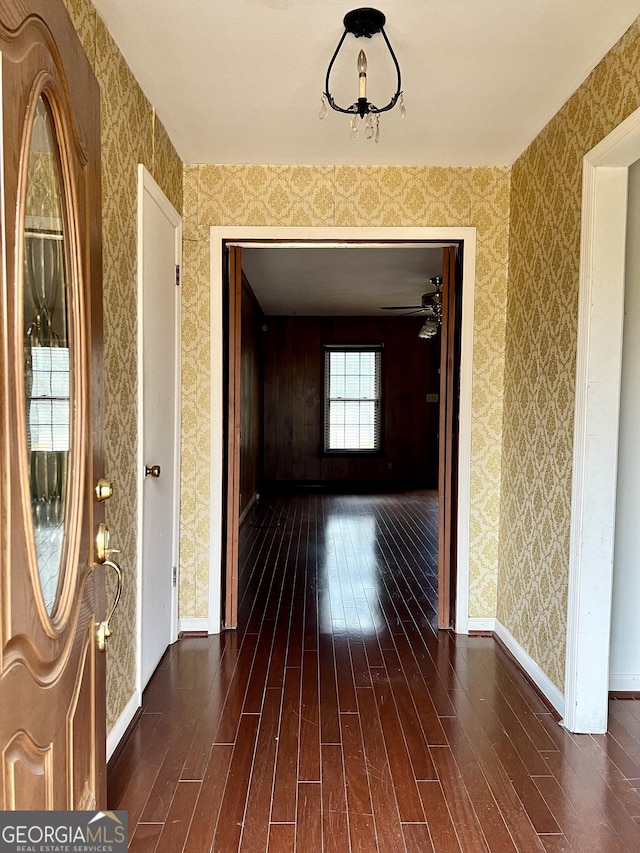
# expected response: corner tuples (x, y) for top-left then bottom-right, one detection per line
(92, 0), (640, 167)
(241, 245), (448, 315)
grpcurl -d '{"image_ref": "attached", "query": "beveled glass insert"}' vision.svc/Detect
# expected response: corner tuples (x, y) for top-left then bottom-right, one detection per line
(23, 96), (70, 616)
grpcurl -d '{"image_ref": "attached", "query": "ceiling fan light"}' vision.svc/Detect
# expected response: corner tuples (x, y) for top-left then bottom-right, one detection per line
(419, 319), (438, 339)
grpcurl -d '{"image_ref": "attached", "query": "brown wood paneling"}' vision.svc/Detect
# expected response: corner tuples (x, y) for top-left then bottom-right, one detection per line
(262, 316), (440, 486)
(239, 275), (264, 518)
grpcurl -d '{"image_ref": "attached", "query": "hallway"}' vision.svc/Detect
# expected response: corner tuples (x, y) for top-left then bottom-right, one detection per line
(108, 492), (640, 852)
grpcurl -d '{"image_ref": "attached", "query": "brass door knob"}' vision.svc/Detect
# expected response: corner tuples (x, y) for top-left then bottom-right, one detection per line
(95, 478), (113, 502)
(145, 464), (161, 479)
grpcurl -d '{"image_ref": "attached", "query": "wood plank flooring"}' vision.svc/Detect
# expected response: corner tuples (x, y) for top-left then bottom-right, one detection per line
(108, 491), (640, 852)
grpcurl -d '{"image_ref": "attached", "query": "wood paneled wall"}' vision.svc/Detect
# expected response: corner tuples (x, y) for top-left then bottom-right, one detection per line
(262, 317), (440, 486)
(239, 278), (264, 516)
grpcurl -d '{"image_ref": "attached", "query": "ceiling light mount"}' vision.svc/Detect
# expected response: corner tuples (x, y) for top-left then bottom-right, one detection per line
(343, 8), (386, 39)
(319, 7), (404, 141)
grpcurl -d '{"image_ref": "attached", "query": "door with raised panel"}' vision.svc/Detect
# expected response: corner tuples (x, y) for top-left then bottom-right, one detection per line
(0, 0), (109, 809)
(139, 164), (181, 689)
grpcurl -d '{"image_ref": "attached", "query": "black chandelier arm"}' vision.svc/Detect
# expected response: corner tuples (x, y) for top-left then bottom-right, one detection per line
(324, 29), (349, 104)
(380, 26), (402, 101)
(323, 24), (402, 117)
(323, 93), (359, 116)
(323, 93), (403, 117)
(367, 89), (403, 115)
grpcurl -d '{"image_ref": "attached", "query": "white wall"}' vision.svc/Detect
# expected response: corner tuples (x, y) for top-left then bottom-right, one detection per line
(610, 158), (640, 692)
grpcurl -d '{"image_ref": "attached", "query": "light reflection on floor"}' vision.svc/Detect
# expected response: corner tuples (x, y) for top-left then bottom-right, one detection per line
(319, 511), (386, 635)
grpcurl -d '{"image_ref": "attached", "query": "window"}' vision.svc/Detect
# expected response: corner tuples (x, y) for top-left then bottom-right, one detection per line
(28, 345), (70, 452)
(324, 345), (382, 452)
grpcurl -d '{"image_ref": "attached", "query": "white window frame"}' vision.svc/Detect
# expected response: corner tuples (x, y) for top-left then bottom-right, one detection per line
(323, 344), (382, 453)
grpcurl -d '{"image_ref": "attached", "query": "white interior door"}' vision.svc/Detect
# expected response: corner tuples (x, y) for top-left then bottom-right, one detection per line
(138, 165), (181, 691)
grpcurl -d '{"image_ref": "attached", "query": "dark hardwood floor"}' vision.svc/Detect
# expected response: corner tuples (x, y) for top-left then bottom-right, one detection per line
(108, 491), (640, 852)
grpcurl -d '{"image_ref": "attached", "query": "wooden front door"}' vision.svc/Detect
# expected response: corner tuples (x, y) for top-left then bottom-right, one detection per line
(0, 1), (108, 809)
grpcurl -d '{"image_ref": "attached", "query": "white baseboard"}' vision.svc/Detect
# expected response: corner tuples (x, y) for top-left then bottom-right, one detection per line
(179, 617), (209, 633)
(493, 620), (565, 719)
(468, 617), (497, 632)
(107, 690), (141, 761)
(609, 674), (640, 692)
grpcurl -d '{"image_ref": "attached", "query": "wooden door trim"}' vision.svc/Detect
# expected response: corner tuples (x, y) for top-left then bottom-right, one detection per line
(212, 226), (477, 637)
(224, 246), (242, 629)
(438, 246), (458, 628)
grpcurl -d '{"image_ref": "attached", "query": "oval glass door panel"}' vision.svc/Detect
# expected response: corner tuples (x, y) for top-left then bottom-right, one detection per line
(23, 96), (71, 616)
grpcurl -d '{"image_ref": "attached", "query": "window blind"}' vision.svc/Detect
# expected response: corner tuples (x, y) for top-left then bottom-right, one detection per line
(28, 346), (70, 452)
(324, 344), (382, 452)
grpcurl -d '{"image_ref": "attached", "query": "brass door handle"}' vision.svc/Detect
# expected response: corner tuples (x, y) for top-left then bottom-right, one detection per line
(95, 522), (120, 564)
(95, 523), (123, 652)
(145, 464), (161, 478)
(97, 559), (123, 652)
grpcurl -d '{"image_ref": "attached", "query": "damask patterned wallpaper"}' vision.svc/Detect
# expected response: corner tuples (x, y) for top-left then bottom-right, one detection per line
(180, 165), (511, 622)
(63, 0), (183, 729)
(498, 18), (640, 691)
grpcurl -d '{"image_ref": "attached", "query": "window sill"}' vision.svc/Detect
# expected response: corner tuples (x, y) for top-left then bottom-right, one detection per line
(322, 450), (384, 458)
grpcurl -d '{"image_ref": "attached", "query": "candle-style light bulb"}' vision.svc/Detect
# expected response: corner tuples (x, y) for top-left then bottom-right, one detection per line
(358, 49), (367, 99)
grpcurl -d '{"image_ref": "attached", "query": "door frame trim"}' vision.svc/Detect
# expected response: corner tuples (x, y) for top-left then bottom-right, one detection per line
(565, 106), (640, 732)
(135, 164), (181, 695)
(438, 245), (459, 628)
(209, 226), (477, 635)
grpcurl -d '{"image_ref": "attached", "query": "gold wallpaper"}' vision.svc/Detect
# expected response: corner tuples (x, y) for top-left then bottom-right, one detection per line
(180, 164), (511, 620)
(62, 0), (183, 729)
(498, 18), (640, 691)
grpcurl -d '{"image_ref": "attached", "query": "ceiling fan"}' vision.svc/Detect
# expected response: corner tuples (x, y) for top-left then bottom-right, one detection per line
(380, 275), (443, 315)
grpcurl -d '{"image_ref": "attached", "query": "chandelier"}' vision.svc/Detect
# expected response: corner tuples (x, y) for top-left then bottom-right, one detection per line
(319, 7), (404, 142)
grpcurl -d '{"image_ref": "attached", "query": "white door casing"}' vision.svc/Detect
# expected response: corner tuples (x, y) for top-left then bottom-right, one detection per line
(137, 165), (181, 692)
(208, 226), (477, 636)
(566, 106), (640, 733)
(609, 159), (640, 693)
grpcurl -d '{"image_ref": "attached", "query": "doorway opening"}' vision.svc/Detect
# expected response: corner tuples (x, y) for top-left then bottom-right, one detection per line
(209, 227), (477, 638)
